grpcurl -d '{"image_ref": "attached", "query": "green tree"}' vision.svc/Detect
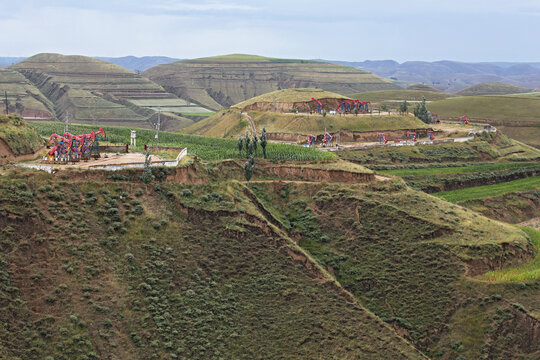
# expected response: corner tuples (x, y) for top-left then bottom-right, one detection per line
(244, 131), (251, 156)
(243, 156), (254, 181)
(381, 104), (388, 113)
(260, 127), (268, 159)
(252, 134), (258, 155)
(140, 151), (154, 190)
(237, 136), (244, 156)
(413, 96), (431, 123)
(400, 100), (409, 114)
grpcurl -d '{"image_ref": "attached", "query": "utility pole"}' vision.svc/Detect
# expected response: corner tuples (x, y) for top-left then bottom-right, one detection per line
(154, 107), (161, 151)
(4, 91), (8, 115)
(64, 111), (69, 133)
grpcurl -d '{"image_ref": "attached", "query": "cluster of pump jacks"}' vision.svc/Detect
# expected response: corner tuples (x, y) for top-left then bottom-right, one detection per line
(307, 132), (333, 147)
(44, 128), (106, 163)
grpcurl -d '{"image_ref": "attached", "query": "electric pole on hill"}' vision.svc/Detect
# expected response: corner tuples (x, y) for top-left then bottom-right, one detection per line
(4, 91), (8, 115)
(154, 107), (161, 151)
(64, 111), (69, 133)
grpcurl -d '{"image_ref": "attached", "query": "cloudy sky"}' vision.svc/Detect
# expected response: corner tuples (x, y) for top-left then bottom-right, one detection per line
(1, 0), (539, 62)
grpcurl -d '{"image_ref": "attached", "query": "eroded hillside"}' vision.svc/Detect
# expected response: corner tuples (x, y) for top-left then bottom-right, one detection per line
(1, 162), (539, 359)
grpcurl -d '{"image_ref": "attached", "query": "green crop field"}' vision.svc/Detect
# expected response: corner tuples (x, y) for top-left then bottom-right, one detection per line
(433, 176), (540, 202)
(30, 121), (336, 162)
(143, 54), (400, 111)
(380, 161), (540, 177)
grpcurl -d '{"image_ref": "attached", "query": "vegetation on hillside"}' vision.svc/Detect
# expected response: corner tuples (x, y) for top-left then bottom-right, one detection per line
(0, 114), (44, 156)
(481, 227), (540, 282)
(0, 172), (430, 359)
(248, 180), (533, 358)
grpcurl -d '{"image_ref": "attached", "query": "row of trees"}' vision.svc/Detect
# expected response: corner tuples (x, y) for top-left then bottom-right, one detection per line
(238, 127), (268, 181)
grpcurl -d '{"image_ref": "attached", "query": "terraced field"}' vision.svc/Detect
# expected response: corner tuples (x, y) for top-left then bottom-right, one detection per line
(143, 54), (400, 111)
(0, 69), (54, 119)
(10, 53), (206, 130)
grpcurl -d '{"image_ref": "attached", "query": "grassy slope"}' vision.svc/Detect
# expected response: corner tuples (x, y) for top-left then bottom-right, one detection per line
(183, 109), (428, 138)
(2, 163), (539, 358)
(0, 114), (43, 156)
(248, 180), (532, 358)
(30, 121), (336, 162)
(481, 227), (540, 282)
(0, 173), (426, 359)
(143, 55), (400, 111)
(233, 88), (349, 108)
(433, 177), (540, 203)
(428, 94), (540, 147)
(429, 94), (540, 123)
(457, 82), (529, 96)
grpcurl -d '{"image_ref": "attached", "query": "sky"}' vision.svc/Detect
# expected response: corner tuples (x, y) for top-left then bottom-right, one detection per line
(1, 0), (539, 62)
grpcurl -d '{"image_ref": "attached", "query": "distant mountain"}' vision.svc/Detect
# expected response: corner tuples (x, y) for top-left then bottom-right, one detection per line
(322, 60), (540, 93)
(96, 56), (181, 72)
(10, 53), (199, 130)
(143, 54), (400, 111)
(457, 82), (529, 96)
(0, 57), (26, 68)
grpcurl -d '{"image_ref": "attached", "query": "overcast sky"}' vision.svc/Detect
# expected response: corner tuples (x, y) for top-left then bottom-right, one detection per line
(1, 0), (539, 62)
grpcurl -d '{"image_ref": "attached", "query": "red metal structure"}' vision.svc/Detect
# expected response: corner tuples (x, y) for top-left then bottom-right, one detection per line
(307, 134), (316, 146)
(311, 98), (323, 113)
(322, 132), (333, 147)
(459, 115), (469, 126)
(407, 132), (417, 142)
(336, 100), (357, 113)
(46, 127), (106, 163)
(431, 114), (440, 123)
(427, 130), (434, 140)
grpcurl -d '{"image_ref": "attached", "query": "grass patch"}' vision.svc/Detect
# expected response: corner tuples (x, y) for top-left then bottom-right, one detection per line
(480, 227), (540, 282)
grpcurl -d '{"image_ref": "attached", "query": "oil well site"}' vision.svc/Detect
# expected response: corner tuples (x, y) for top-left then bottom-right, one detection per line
(0, 49), (540, 360)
